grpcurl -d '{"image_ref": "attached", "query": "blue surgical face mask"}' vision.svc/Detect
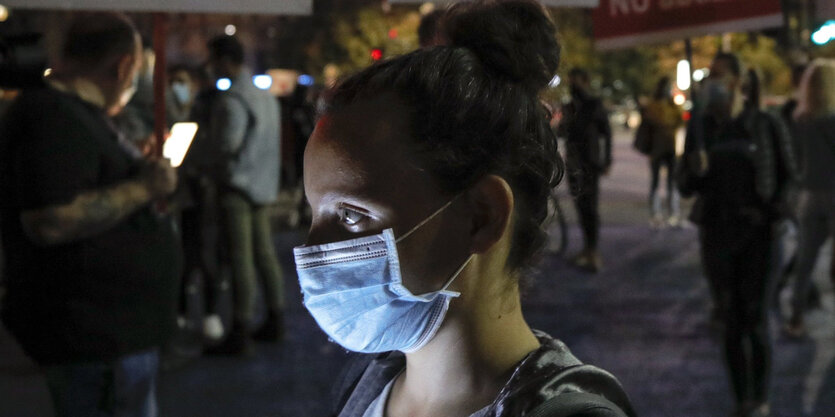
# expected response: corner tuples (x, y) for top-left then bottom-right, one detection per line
(171, 82), (191, 105)
(294, 200), (473, 353)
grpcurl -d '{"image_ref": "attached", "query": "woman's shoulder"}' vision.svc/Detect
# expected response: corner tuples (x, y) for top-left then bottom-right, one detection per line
(489, 330), (636, 417)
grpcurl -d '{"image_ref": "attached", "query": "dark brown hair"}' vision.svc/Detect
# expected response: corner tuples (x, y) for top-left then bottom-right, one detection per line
(328, 0), (563, 272)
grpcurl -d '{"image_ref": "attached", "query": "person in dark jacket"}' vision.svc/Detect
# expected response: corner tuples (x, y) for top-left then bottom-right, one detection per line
(679, 53), (797, 417)
(0, 13), (182, 417)
(294, 2), (633, 416)
(558, 68), (612, 273)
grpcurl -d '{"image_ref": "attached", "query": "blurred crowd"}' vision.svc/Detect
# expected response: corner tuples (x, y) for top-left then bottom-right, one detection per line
(0, 3), (833, 417)
(627, 53), (834, 417)
(0, 13), (317, 416)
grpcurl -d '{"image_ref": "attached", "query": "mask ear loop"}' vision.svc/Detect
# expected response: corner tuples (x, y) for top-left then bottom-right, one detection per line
(395, 195), (472, 298)
(395, 198), (456, 244)
(411, 254), (472, 299)
(435, 254), (474, 297)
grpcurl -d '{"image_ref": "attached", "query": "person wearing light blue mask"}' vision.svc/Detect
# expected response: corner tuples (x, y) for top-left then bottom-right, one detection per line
(295, 2), (634, 417)
(166, 66), (195, 125)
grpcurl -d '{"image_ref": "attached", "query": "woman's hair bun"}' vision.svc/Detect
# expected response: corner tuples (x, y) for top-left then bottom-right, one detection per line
(444, 0), (560, 92)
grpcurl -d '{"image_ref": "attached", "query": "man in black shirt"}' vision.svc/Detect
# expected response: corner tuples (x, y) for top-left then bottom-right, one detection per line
(0, 13), (181, 417)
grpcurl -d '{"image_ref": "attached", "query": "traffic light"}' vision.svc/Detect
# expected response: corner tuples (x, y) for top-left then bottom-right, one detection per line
(370, 47), (383, 61)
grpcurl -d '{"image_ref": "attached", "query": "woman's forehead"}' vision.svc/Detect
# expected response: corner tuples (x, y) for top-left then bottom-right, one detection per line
(311, 96), (414, 160)
(306, 103), (418, 187)
(304, 97), (444, 208)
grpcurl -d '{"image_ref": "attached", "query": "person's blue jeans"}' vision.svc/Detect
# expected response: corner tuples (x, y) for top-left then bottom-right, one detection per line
(43, 349), (159, 417)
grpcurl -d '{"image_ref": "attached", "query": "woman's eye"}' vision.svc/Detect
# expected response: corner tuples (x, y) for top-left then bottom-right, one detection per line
(338, 206), (367, 226)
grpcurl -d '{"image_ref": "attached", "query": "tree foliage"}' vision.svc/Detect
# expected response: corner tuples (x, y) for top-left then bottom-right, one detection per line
(308, 3), (797, 103)
(544, 8), (794, 102)
(305, 5), (420, 81)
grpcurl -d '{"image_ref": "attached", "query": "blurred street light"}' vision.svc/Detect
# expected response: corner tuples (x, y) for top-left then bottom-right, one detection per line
(297, 74), (314, 86)
(811, 20), (835, 45)
(0, 5), (9, 22)
(216, 78), (231, 91)
(676, 59), (691, 91)
(253, 74), (272, 90)
(370, 48), (383, 61)
(225, 24), (237, 36)
(419, 2), (435, 15)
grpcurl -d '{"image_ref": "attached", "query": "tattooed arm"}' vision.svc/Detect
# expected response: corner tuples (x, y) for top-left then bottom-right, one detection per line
(20, 159), (177, 246)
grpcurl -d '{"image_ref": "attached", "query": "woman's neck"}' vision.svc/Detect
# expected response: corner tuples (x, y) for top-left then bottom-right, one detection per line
(387, 278), (540, 417)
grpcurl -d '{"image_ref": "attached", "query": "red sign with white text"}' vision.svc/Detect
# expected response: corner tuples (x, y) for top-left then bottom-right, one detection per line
(593, 0), (783, 50)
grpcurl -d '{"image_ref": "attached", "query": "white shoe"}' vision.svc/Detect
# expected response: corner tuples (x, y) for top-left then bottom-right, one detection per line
(203, 315), (225, 341)
(667, 215), (681, 228)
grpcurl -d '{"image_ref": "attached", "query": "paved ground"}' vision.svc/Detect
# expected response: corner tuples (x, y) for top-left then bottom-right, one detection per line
(1, 128), (833, 417)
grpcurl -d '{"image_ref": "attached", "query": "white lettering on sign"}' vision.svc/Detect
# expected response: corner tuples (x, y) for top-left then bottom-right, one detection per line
(610, 0), (650, 16)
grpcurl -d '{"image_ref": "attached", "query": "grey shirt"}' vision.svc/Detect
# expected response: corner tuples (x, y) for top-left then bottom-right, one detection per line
(793, 114), (835, 192)
(209, 69), (281, 204)
(362, 371), (489, 417)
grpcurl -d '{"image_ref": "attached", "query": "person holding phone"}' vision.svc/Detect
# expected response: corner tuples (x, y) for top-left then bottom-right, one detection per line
(0, 13), (181, 417)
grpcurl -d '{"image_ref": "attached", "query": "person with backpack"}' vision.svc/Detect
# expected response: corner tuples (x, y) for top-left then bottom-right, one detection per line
(295, 2), (634, 416)
(679, 53), (797, 417)
(783, 59), (835, 338)
(202, 35), (285, 355)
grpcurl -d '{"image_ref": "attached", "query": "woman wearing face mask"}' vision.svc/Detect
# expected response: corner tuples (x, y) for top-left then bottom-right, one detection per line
(167, 65), (195, 126)
(784, 59), (835, 338)
(294, 2), (634, 417)
(679, 56), (797, 417)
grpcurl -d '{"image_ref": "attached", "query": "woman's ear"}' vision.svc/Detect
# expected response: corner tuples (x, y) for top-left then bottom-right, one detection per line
(467, 175), (513, 254)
